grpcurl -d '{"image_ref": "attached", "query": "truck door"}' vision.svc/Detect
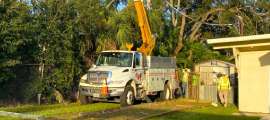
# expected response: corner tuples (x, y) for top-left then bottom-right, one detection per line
(132, 53), (144, 85)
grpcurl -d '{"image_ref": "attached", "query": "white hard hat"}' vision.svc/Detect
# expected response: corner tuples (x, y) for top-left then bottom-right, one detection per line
(222, 72), (226, 75)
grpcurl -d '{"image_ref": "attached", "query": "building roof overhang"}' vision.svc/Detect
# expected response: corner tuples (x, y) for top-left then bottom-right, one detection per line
(194, 59), (236, 67)
(207, 34), (270, 52)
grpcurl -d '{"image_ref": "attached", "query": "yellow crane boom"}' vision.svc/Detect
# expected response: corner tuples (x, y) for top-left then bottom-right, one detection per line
(134, 0), (156, 56)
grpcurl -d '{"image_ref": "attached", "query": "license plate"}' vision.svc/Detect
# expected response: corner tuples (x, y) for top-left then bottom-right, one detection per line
(93, 93), (100, 97)
(91, 90), (101, 93)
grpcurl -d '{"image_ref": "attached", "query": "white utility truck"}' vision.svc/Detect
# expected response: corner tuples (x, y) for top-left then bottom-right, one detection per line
(79, 0), (180, 107)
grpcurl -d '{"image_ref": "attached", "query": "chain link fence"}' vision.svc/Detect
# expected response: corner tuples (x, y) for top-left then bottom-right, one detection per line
(0, 64), (77, 107)
(0, 64), (40, 107)
(0, 64), (83, 107)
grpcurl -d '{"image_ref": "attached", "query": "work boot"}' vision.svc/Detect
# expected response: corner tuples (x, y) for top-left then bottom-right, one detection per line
(224, 103), (227, 107)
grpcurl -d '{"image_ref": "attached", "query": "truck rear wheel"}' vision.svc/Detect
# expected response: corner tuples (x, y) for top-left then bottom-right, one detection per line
(160, 84), (170, 101)
(79, 92), (93, 105)
(175, 88), (182, 96)
(120, 85), (134, 107)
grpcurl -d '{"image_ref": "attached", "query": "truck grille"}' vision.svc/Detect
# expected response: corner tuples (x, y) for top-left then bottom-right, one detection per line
(87, 72), (109, 84)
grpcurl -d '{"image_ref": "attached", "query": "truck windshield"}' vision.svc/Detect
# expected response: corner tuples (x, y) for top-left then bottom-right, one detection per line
(96, 53), (133, 67)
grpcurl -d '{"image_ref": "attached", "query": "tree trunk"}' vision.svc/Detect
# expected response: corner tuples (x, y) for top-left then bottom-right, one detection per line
(170, 0), (175, 27)
(187, 49), (193, 60)
(173, 12), (186, 57)
(106, 0), (116, 9)
(189, 23), (202, 42)
(174, 0), (181, 26)
(39, 40), (46, 78)
(83, 35), (96, 68)
(189, 8), (226, 42)
(147, 0), (151, 10)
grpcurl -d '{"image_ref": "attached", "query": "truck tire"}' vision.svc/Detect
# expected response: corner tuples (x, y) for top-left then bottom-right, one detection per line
(172, 92), (175, 99)
(120, 85), (134, 107)
(175, 88), (182, 99)
(160, 84), (170, 101)
(175, 88), (182, 96)
(79, 92), (93, 105)
(145, 95), (153, 103)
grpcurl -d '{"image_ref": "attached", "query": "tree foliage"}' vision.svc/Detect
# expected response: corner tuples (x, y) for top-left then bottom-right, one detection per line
(0, 0), (31, 83)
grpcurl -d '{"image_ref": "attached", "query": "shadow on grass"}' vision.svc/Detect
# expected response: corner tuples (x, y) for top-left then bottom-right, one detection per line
(0, 102), (121, 120)
(0, 103), (66, 113)
(147, 111), (261, 120)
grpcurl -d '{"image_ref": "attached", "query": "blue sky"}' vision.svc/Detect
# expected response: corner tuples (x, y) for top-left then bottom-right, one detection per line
(117, 2), (126, 11)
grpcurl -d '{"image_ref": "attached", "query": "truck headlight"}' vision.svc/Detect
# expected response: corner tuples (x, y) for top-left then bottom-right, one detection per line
(108, 80), (124, 85)
(80, 79), (86, 83)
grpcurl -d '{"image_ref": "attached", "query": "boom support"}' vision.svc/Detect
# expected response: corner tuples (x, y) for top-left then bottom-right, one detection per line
(134, 0), (156, 56)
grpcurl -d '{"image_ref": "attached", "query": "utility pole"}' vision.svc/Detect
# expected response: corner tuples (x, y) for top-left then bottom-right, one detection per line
(238, 16), (244, 36)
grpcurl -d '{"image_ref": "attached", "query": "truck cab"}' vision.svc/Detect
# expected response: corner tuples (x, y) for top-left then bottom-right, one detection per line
(79, 51), (146, 106)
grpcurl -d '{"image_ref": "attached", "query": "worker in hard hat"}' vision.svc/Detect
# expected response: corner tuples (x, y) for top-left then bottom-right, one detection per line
(182, 68), (189, 97)
(216, 72), (222, 85)
(218, 72), (231, 107)
(192, 72), (200, 98)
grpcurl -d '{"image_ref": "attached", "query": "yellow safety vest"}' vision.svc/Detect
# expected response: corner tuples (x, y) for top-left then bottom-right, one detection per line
(182, 72), (187, 82)
(218, 76), (231, 91)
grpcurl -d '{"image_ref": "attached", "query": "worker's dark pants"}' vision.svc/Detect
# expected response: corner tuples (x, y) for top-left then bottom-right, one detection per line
(182, 82), (187, 97)
(192, 85), (198, 98)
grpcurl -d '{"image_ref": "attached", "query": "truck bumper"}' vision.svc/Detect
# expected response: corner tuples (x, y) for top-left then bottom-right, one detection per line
(79, 86), (124, 98)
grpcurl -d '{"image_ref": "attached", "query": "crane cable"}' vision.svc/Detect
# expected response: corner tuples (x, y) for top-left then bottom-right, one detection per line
(164, 0), (233, 26)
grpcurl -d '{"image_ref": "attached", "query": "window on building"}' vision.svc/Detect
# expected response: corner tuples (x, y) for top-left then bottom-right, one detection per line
(211, 61), (217, 65)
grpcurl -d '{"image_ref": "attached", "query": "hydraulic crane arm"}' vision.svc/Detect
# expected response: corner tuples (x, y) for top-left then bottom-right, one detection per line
(134, 0), (156, 56)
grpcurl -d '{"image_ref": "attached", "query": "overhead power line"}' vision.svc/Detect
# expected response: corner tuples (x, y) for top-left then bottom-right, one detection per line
(164, 0), (233, 26)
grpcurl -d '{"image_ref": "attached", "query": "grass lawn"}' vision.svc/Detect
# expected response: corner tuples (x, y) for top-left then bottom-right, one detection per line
(0, 102), (120, 120)
(146, 103), (262, 120)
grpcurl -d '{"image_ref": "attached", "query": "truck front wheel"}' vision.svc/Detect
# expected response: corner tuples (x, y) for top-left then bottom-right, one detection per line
(79, 92), (93, 105)
(120, 85), (135, 107)
(160, 84), (170, 101)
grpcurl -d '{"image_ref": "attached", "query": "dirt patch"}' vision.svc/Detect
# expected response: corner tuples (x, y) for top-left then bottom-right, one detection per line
(175, 105), (193, 107)
(183, 99), (197, 102)
(183, 99), (211, 103)
(199, 100), (211, 103)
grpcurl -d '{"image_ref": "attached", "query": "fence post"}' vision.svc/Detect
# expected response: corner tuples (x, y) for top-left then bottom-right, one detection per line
(38, 63), (44, 105)
(187, 75), (188, 99)
(37, 94), (41, 106)
(41, 63), (44, 78)
(206, 72), (208, 85)
(197, 78), (199, 101)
